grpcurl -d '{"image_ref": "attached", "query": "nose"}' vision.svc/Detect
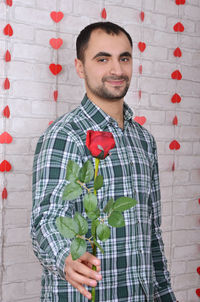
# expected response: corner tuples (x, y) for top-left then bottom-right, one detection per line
(110, 59), (123, 76)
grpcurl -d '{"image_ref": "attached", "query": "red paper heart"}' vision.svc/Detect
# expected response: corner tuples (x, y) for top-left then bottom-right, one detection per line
(173, 22), (184, 32)
(3, 24), (13, 36)
(5, 50), (11, 62)
(3, 105), (10, 118)
(172, 162), (175, 171)
(49, 121), (54, 126)
(49, 64), (62, 75)
(197, 267), (200, 275)
(169, 140), (180, 150)
(134, 116), (146, 126)
(175, 0), (185, 5)
(138, 42), (146, 52)
(139, 65), (143, 74)
(138, 90), (142, 99)
(54, 90), (58, 101)
(6, 0), (12, 6)
(50, 11), (64, 23)
(174, 47), (182, 57)
(171, 93), (181, 103)
(140, 11), (145, 21)
(0, 160), (12, 172)
(173, 116), (178, 125)
(0, 132), (13, 144)
(171, 70), (182, 80)
(196, 289), (200, 297)
(2, 187), (8, 199)
(101, 8), (107, 19)
(4, 78), (10, 90)
(49, 38), (63, 49)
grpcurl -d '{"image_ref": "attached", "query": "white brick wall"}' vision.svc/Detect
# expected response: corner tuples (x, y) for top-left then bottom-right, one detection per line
(0, 0), (199, 301)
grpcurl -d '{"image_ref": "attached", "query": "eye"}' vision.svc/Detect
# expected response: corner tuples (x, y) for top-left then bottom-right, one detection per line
(97, 57), (108, 63)
(120, 57), (130, 62)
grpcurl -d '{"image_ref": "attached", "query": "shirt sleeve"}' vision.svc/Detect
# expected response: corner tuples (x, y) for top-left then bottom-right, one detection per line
(31, 127), (83, 280)
(150, 138), (177, 302)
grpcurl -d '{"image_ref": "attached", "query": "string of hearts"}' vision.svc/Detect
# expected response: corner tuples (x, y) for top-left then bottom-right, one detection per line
(1, 0), (14, 201)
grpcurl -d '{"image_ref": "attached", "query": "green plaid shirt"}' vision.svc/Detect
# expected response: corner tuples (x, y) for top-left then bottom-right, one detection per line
(31, 95), (176, 302)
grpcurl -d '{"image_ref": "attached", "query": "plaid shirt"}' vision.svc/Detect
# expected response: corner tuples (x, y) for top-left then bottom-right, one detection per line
(31, 95), (176, 302)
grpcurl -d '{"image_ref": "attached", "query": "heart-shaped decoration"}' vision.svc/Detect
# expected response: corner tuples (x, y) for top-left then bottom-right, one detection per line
(134, 116), (146, 126)
(171, 93), (181, 103)
(6, 0), (12, 6)
(169, 140), (180, 150)
(50, 11), (64, 23)
(3, 105), (10, 118)
(140, 11), (145, 21)
(3, 24), (13, 36)
(5, 50), (11, 62)
(49, 121), (54, 126)
(174, 47), (182, 57)
(172, 162), (175, 171)
(49, 38), (63, 49)
(173, 22), (184, 32)
(197, 267), (200, 275)
(4, 78), (10, 90)
(196, 289), (200, 297)
(138, 90), (142, 99)
(139, 65), (143, 74)
(101, 8), (107, 19)
(173, 116), (178, 125)
(176, 0), (185, 4)
(171, 70), (182, 80)
(2, 187), (8, 199)
(0, 132), (13, 144)
(49, 64), (62, 75)
(54, 90), (58, 101)
(138, 42), (146, 52)
(0, 160), (12, 172)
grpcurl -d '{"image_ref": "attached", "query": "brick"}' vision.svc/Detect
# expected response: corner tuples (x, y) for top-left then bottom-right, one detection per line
(6, 191), (32, 209)
(6, 173), (30, 191)
(154, 31), (178, 47)
(5, 227), (30, 244)
(162, 215), (172, 231)
(4, 245), (28, 265)
(25, 279), (41, 295)
(174, 272), (199, 290)
(155, 0), (178, 16)
(171, 261), (186, 276)
(15, 7), (52, 27)
(4, 209), (28, 226)
(193, 142), (200, 155)
(172, 229), (200, 246)
(5, 262), (42, 282)
(12, 23), (34, 41)
(13, 43), (51, 63)
(173, 215), (199, 230)
(185, 4), (200, 20)
(59, 15), (89, 34)
(6, 138), (31, 155)
(151, 125), (174, 140)
(74, 0), (103, 19)
(178, 156), (200, 170)
(2, 282), (25, 302)
(7, 117), (49, 137)
(174, 244), (200, 260)
(106, 5), (138, 23)
(32, 101), (56, 117)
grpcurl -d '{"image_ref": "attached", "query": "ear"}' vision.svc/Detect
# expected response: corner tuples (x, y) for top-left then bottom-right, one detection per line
(75, 58), (85, 79)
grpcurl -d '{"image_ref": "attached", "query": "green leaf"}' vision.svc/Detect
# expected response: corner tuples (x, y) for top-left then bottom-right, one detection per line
(74, 212), (88, 235)
(56, 217), (79, 239)
(108, 211), (125, 228)
(62, 182), (82, 201)
(83, 193), (97, 213)
(91, 219), (100, 237)
(94, 175), (103, 190)
(113, 197), (137, 212)
(70, 237), (87, 260)
(65, 160), (80, 182)
(103, 198), (114, 214)
(93, 238), (104, 254)
(86, 208), (100, 221)
(79, 160), (94, 183)
(96, 224), (110, 242)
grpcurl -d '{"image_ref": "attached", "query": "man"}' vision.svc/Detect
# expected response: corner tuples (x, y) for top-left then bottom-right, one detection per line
(31, 22), (177, 301)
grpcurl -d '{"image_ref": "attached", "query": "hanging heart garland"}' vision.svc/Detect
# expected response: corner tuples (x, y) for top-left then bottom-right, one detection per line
(169, 140), (180, 150)
(174, 47), (182, 57)
(6, 0), (12, 6)
(49, 38), (63, 50)
(139, 65), (143, 74)
(3, 24), (13, 36)
(0, 160), (12, 172)
(49, 64), (62, 75)
(140, 11), (145, 22)
(5, 50), (11, 62)
(2, 188), (8, 199)
(175, 0), (186, 5)
(3, 105), (10, 118)
(173, 116), (178, 125)
(171, 93), (181, 103)
(0, 132), (13, 144)
(171, 70), (182, 80)
(101, 8), (107, 19)
(173, 22), (184, 32)
(138, 42), (146, 52)
(134, 116), (147, 126)
(54, 90), (58, 101)
(50, 11), (64, 23)
(4, 78), (10, 90)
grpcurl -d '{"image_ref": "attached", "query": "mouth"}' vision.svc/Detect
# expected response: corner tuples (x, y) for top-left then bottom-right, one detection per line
(106, 79), (125, 87)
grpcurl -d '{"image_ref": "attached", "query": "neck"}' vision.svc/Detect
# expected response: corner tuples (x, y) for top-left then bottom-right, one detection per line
(87, 92), (124, 129)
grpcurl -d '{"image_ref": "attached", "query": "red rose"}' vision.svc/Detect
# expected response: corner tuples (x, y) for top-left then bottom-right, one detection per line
(86, 130), (115, 159)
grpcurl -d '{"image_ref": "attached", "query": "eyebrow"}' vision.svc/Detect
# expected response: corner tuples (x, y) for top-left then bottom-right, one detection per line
(92, 51), (132, 60)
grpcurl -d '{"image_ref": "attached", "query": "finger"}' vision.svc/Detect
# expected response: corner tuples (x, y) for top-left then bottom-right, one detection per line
(79, 252), (101, 267)
(68, 269), (98, 288)
(84, 261), (101, 272)
(73, 260), (102, 281)
(69, 278), (92, 300)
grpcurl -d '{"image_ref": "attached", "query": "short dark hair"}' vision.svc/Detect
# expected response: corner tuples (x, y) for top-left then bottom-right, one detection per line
(76, 21), (133, 62)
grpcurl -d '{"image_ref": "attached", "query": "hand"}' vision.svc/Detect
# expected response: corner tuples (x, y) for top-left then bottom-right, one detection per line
(65, 252), (102, 300)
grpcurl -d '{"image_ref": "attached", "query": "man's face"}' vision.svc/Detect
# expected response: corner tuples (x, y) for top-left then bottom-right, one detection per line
(76, 29), (133, 102)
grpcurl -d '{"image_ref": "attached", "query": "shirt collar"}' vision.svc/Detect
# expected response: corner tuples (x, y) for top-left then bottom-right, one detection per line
(80, 94), (134, 130)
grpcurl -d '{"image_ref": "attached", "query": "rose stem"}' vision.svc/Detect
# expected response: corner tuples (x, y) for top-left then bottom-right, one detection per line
(91, 158), (100, 302)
